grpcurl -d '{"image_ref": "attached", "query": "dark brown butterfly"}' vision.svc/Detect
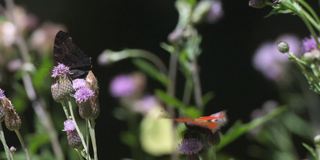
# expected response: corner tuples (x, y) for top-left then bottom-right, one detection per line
(53, 31), (92, 79)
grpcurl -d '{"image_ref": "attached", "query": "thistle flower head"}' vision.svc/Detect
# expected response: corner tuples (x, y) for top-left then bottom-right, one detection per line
(63, 119), (76, 132)
(303, 37), (319, 52)
(52, 63), (71, 78)
(72, 79), (87, 90)
(110, 74), (137, 98)
(179, 138), (203, 155)
(74, 87), (94, 103)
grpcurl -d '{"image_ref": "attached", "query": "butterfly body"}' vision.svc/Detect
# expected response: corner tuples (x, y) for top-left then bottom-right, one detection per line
(53, 31), (92, 79)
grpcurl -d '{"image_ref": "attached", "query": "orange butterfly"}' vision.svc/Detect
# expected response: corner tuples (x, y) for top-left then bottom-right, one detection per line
(175, 111), (227, 133)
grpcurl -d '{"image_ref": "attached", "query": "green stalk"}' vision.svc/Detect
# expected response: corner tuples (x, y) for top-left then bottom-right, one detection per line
(88, 120), (98, 160)
(67, 101), (91, 160)
(297, 0), (320, 24)
(0, 123), (13, 160)
(15, 130), (30, 160)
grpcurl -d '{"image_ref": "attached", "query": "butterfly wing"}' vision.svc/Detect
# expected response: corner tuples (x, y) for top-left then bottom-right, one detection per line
(53, 31), (92, 79)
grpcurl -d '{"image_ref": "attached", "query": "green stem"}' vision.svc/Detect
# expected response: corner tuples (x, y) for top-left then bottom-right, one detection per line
(0, 123), (13, 160)
(191, 62), (203, 108)
(88, 120), (98, 160)
(62, 102), (70, 118)
(67, 101), (91, 160)
(183, 77), (193, 105)
(15, 130), (31, 160)
(297, 0), (320, 24)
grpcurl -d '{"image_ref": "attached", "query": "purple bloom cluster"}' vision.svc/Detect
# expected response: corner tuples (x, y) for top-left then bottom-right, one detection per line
(179, 138), (203, 155)
(52, 63), (70, 78)
(72, 79), (87, 90)
(110, 74), (137, 98)
(63, 119), (76, 132)
(0, 88), (5, 100)
(74, 87), (94, 103)
(303, 37), (318, 52)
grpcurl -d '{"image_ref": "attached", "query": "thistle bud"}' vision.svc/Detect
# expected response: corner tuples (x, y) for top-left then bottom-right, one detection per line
(277, 41), (289, 53)
(51, 77), (74, 103)
(4, 108), (21, 131)
(63, 120), (82, 149)
(86, 71), (99, 94)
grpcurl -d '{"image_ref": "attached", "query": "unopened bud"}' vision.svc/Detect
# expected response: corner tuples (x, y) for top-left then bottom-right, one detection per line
(0, 105), (5, 122)
(67, 130), (82, 149)
(9, 146), (16, 153)
(51, 77), (74, 103)
(4, 109), (21, 131)
(277, 41), (289, 53)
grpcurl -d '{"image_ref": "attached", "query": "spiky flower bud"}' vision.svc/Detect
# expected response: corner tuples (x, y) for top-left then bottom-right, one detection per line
(63, 119), (82, 149)
(51, 77), (74, 103)
(277, 41), (289, 53)
(4, 107), (21, 131)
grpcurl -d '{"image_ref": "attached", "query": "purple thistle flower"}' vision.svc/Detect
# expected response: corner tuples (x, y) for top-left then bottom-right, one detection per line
(0, 88), (6, 100)
(207, 0), (223, 23)
(74, 87), (94, 103)
(110, 74), (137, 98)
(52, 63), (71, 78)
(133, 96), (159, 114)
(72, 79), (87, 90)
(63, 119), (76, 132)
(303, 37), (318, 52)
(179, 138), (203, 155)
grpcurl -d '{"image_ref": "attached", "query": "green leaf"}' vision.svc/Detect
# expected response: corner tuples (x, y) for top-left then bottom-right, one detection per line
(202, 92), (215, 107)
(302, 143), (317, 160)
(132, 59), (169, 86)
(32, 55), (52, 91)
(216, 107), (286, 151)
(28, 133), (50, 154)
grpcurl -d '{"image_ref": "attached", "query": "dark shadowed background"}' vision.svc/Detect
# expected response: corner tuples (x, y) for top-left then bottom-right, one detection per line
(16, 0), (310, 159)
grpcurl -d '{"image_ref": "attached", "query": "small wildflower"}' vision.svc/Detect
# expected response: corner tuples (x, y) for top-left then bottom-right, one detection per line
(52, 63), (71, 78)
(0, 21), (17, 47)
(206, 0), (223, 23)
(63, 119), (76, 132)
(74, 87), (94, 103)
(63, 119), (82, 149)
(72, 79), (87, 90)
(110, 74), (141, 98)
(179, 138), (203, 155)
(303, 37), (319, 52)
